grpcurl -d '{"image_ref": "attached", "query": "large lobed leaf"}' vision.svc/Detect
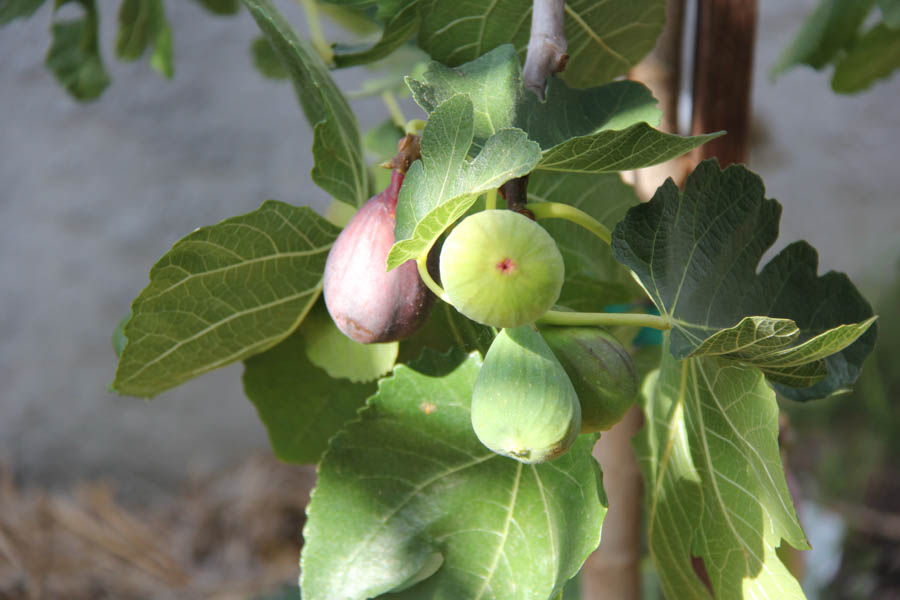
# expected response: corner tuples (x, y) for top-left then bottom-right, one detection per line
(612, 160), (876, 401)
(386, 94), (541, 269)
(112, 201), (340, 397)
(417, 0), (665, 88)
(638, 348), (808, 600)
(243, 0), (368, 208)
(301, 351), (606, 600)
(407, 46), (719, 176)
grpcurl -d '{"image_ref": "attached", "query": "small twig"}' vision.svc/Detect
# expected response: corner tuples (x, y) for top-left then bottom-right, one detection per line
(499, 175), (530, 213)
(522, 0), (568, 100)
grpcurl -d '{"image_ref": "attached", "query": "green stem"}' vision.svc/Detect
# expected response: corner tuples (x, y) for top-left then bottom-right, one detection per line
(485, 188), (498, 210)
(381, 91), (407, 129)
(299, 0), (334, 65)
(525, 201), (612, 245)
(538, 310), (671, 330)
(417, 250), (448, 302)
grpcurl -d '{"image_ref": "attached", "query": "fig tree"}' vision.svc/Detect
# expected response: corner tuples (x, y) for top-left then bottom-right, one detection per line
(540, 326), (638, 432)
(471, 325), (581, 464)
(322, 137), (434, 344)
(439, 209), (564, 328)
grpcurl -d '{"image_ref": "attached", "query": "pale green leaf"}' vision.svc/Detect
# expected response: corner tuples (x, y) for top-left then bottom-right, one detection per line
(243, 0), (368, 208)
(243, 327), (374, 464)
(301, 351), (605, 600)
(832, 23), (900, 93)
(771, 0), (875, 77)
(638, 349), (808, 600)
(612, 160), (877, 400)
(0, 0), (45, 24)
(251, 35), (288, 79)
(332, 0), (420, 68)
(301, 302), (398, 383)
(387, 94), (541, 269)
(407, 44), (522, 149)
(417, 0), (664, 87)
(112, 201), (340, 398)
(880, 0), (900, 27)
(45, 0), (110, 101)
(527, 172), (642, 311)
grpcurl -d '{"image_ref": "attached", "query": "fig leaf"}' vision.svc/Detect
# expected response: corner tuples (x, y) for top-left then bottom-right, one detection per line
(612, 160), (876, 400)
(301, 351), (605, 600)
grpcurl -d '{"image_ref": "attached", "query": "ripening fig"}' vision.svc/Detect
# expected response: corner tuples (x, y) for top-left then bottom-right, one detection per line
(471, 325), (581, 464)
(540, 326), (638, 432)
(323, 145), (434, 344)
(439, 210), (564, 328)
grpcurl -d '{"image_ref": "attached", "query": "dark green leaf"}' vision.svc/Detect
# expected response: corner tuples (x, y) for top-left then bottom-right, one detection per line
(528, 172), (642, 311)
(397, 301), (495, 365)
(831, 23), (900, 93)
(243, 0), (368, 208)
(45, 0), (110, 101)
(251, 35), (288, 79)
(387, 94), (541, 269)
(191, 0), (240, 15)
(112, 201), (340, 398)
(301, 352), (605, 599)
(417, 0), (665, 87)
(243, 327), (374, 464)
(0, 0), (46, 24)
(612, 160), (877, 400)
(116, 0), (173, 78)
(332, 0), (419, 68)
(638, 348), (808, 599)
(880, 0), (900, 27)
(772, 0), (875, 77)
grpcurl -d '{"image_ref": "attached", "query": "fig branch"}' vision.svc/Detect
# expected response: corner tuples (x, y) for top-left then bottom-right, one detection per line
(526, 201), (612, 244)
(523, 0), (568, 100)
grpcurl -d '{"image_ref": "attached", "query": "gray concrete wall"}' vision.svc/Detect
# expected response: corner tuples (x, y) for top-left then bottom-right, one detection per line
(1, 0), (897, 498)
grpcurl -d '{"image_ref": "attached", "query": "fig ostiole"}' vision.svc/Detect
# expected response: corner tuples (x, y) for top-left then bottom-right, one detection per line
(322, 168), (434, 344)
(439, 209), (564, 329)
(540, 326), (638, 432)
(471, 325), (581, 464)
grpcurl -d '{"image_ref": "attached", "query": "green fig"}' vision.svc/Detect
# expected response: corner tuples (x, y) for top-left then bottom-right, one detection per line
(439, 210), (564, 328)
(540, 326), (638, 432)
(471, 325), (581, 464)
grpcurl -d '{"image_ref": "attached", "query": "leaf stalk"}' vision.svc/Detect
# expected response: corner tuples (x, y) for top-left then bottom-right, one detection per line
(525, 201), (612, 244)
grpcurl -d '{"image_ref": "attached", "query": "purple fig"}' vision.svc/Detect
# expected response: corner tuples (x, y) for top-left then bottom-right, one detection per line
(323, 168), (434, 344)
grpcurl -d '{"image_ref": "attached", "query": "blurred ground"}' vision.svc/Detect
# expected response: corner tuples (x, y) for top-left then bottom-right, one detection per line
(0, 0), (898, 597)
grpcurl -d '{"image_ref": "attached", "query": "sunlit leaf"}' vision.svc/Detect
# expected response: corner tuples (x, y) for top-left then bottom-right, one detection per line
(112, 201), (339, 397)
(301, 351), (605, 599)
